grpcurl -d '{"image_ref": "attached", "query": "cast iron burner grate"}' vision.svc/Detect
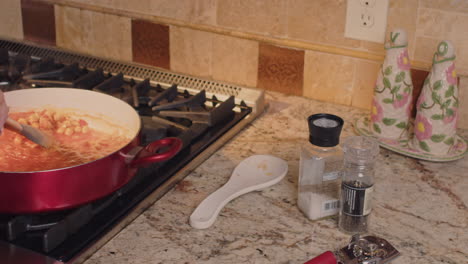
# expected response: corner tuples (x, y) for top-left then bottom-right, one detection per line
(0, 43), (253, 262)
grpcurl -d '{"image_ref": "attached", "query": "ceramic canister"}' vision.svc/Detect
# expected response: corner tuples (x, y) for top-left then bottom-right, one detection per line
(371, 29), (413, 140)
(411, 40), (459, 155)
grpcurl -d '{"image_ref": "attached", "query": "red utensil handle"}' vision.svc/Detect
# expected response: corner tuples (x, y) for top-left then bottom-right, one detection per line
(304, 251), (337, 264)
(131, 137), (183, 167)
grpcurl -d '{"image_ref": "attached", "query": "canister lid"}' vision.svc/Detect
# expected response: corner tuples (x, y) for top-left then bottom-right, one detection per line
(308, 113), (344, 147)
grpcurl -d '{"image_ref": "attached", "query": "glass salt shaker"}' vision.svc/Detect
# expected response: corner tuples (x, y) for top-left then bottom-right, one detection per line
(339, 136), (379, 234)
(298, 113), (344, 220)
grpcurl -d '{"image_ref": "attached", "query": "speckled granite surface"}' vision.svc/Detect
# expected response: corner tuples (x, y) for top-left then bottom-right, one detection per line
(84, 91), (467, 264)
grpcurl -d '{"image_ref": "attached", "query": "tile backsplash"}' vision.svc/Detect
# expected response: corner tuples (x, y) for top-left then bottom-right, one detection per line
(55, 4), (132, 61)
(0, 0), (23, 40)
(21, 0), (55, 45)
(132, 20), (170, 70)
(0, 0), (467, 129)
(257, 44), (304, 96)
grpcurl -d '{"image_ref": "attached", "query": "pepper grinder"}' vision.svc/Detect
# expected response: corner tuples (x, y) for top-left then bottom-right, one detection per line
(338, 136), (379, 234)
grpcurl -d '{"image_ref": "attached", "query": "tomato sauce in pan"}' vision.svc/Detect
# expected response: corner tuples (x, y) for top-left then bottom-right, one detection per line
(0, 110), (130, 172)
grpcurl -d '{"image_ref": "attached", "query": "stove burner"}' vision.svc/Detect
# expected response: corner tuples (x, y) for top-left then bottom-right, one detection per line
(22, 63), (80, 83)
(0, 49), (79, 90)
(0, 193), (119, 253)
(0, 49), (32, 90)
(148, 84), (177, 107)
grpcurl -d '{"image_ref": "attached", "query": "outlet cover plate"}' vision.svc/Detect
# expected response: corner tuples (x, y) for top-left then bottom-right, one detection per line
(345, 0), (389, 43)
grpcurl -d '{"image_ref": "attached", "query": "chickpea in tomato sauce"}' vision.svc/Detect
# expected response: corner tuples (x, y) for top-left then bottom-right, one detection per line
(0, 109), (130, 172)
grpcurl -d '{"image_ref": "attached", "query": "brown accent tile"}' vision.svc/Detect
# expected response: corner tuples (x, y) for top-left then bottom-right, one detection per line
(132, 20), (170, 69)
(21, 0), (55, 45)
(410, 68), (430, 117)
(257, 43), (304, 95)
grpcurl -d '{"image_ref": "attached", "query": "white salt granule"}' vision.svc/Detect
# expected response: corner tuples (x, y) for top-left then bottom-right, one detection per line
(313, 118), (338, 128)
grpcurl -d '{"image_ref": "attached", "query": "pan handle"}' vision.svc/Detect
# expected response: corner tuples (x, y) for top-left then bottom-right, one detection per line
(130, 137), (183, 167)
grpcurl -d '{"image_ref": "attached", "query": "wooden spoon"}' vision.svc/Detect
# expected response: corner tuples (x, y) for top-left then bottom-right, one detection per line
(5, 117), (53, 148)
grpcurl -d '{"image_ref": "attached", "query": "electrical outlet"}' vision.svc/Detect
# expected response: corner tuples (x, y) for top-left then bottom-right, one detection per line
(345, 0), (389, 43)
(360, 10), (374, 28)
(360, 0), (376, 7)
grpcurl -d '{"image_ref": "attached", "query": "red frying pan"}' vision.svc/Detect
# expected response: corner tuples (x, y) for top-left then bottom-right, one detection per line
(0, 88), (182, 213)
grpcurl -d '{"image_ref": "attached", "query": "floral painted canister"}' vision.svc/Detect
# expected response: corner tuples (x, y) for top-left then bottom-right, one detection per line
(371, 29), (413, 139)
(411, 41), (459, 155)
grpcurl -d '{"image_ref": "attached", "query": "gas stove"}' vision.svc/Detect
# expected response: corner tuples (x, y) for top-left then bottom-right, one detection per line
(0, 38), (265, 263)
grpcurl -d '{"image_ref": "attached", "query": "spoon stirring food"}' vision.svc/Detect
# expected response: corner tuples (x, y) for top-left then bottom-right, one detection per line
(5, 117), (53, 148)
(190, 155), (288, 229)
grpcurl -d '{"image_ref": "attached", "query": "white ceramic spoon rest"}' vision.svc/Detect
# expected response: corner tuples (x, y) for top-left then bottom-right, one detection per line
(189, 155), (288, 229)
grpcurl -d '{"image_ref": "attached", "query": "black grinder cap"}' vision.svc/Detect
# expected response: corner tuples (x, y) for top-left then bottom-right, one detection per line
(308, 113), (344, 147)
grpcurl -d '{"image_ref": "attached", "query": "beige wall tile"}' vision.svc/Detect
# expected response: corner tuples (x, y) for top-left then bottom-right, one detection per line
(94, 0), (219, 25)
(170, 26), (213, 77)
(0, 0), (23, 40)
(212, 35), (258, 87)
(455, 41), (468, 75)
(414, 37), (468, 75)
(415, 7), (468, 75)
(457, 77), (468, 130)
(417, 8), (468, 41)
(386, 0), (419, 58)
(55, 5), (132, 61)
(67, 0), (113, 6)
(303, 50), (355, 106)
(171, 27), (258, 85)
(288, 0), (360, 48)
(413, 36), (440, 65)
(351, 60), (380, 109)
(55, 5), (87, 54)
(149, 0), (216, 25)
(217, 0), (287, 37)
(89, 10), (132, 61)
(361, 41), (385, 55)
(420, 0), (468, 13)
(68, 0), (217, 25)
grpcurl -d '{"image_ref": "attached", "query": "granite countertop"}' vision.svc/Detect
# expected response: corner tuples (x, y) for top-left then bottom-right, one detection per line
(85, 91), (468, 264)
